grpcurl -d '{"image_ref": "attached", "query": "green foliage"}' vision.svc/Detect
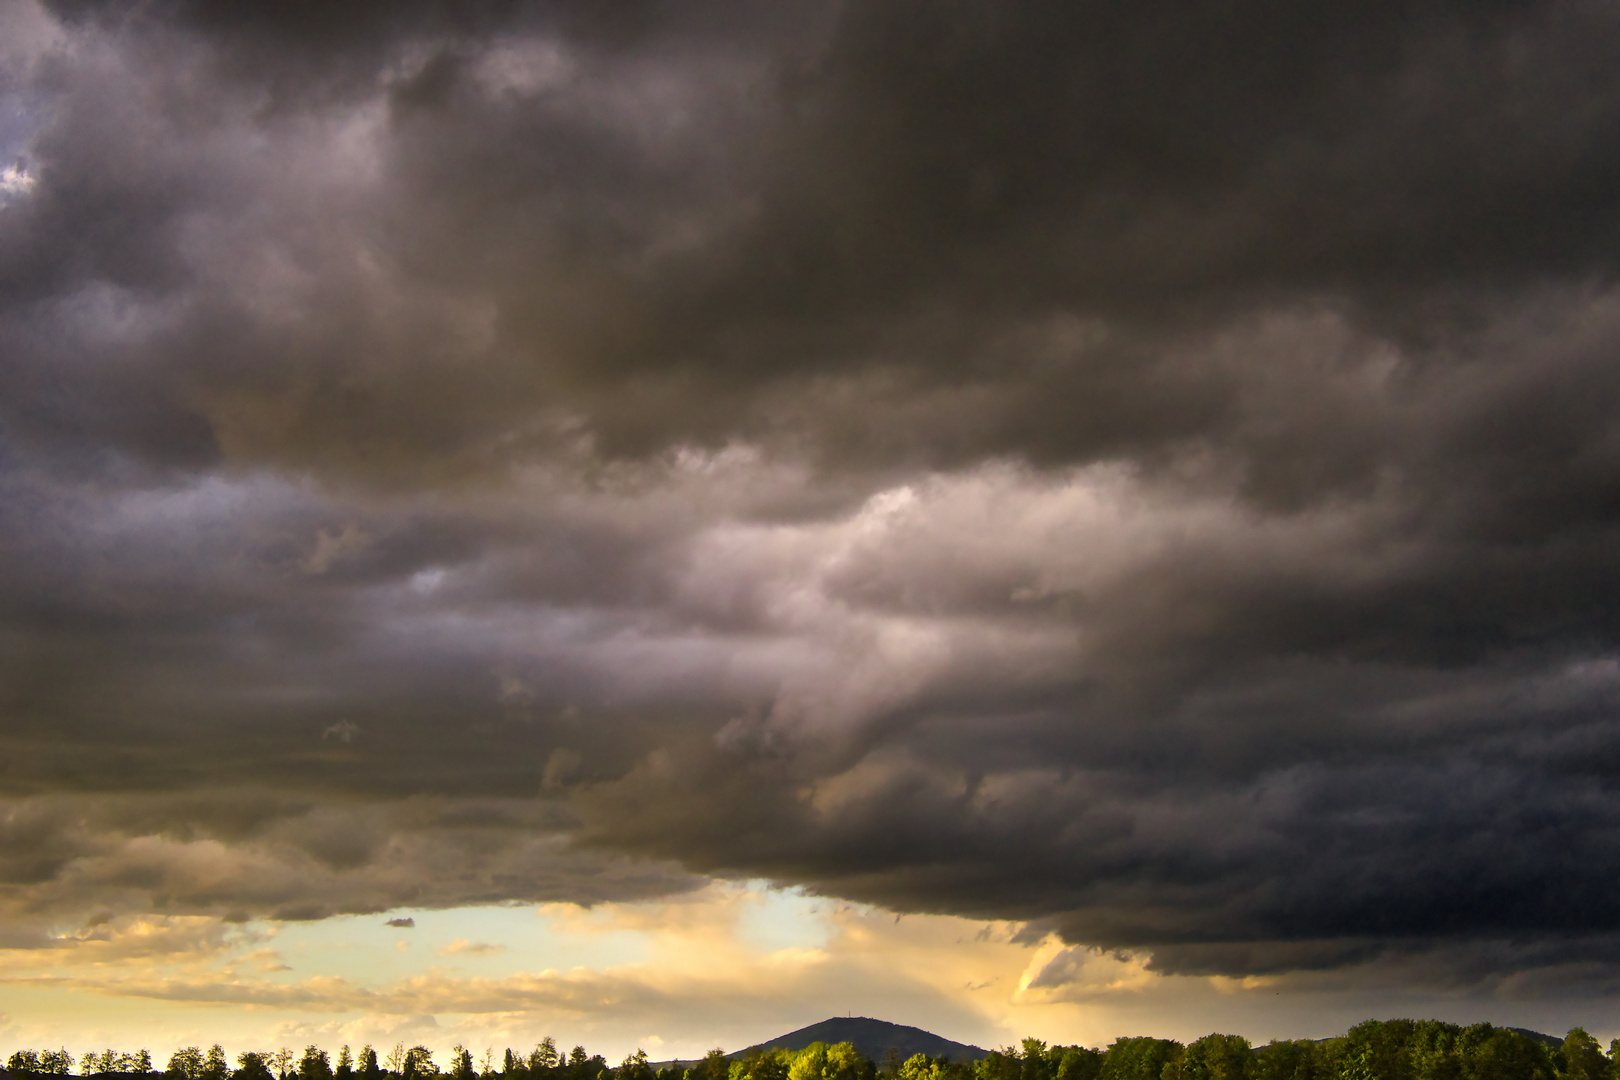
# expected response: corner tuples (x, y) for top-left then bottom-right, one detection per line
(551, 1046), (606, 1080)
(696, 1050), (730, 1080)
(782, 1042), (873, 1080)
(1311, 1019), (1560, 1080)
(0, 1020), (1596, 1080)
(85, 1051), (142, 1075)
(237, 1054), (275, 1080)
(1342, 1018), (1422, 1080)
(404, 1048), (438, 1080)
(176, 1049), (220, 1080)
(170, 1048), (207, 1080)
(618, 1051), (654, 1080)
(1562, 1030), (1607, 1080)
(531, 1042), (561, 1075)
(300, 1048), (334, 1080)
(975, 1049), (1021, 1080)
(1096, 1038), (1182, 1080)
(1049, 1046), (1102, 1080)
(899, 1057), (945, 1080)
(964, 1035), (1097, 1080)
(1459, 1024), (1555, 1080)
(1251, 1040), (1327, 1080)
(1168, 1034), (1252, 1080)
(730, 1050), (790, 1080)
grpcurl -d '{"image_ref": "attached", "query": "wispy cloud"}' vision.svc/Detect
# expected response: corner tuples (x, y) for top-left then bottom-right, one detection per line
(439, 940), (506, 957)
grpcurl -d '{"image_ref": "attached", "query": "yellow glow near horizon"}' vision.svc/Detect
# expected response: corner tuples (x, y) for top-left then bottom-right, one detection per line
(0, 881), (1610, 1065)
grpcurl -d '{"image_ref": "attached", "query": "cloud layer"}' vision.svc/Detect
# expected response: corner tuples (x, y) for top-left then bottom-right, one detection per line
(3, 0), (1620, 997)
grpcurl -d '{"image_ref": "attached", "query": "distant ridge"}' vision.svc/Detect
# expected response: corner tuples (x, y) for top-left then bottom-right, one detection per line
(1507, 1028), (1562, 1049)
(652, 1017), (1562, 1072)
(736, 1017), (988, 1065)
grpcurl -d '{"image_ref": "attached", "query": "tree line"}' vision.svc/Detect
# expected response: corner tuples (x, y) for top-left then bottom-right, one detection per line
(4, 1020), (1617, 1080)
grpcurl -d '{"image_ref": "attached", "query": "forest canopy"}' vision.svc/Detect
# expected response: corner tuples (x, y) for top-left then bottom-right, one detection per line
(3, 1022), (1615, 1080)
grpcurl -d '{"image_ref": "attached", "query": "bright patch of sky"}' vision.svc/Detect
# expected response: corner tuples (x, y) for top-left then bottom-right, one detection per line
(1, 882), (1618, 1066)
(266, 901), (662, 985)
(0, 1), (58, 207)
(0, 163), (33, 199)
(733, 888), (833, 956)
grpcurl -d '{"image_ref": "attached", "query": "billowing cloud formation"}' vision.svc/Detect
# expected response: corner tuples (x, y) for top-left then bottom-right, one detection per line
(2, 0), (1620, 995)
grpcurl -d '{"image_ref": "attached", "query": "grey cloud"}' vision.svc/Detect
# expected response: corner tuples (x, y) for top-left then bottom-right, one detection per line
(0, 791), (701, 939)
(3, 0), (1620, 995)
(386, 918), (415, 928)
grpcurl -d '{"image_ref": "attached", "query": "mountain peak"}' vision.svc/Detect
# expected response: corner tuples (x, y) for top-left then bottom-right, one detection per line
(737, 1017), (987, 1065)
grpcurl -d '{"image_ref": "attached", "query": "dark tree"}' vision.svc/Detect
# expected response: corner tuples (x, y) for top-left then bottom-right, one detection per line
(237, 1054), (275, 1080)
(299, 1049), (334, 1080)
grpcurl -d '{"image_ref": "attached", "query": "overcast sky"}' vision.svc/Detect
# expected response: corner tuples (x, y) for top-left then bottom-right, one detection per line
(3, 0), (1620, 1060)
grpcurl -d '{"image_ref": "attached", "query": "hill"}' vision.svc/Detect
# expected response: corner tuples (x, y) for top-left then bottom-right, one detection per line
(735, 1017), (988, 1065)
(1506, 1028), (1562, 1048)
(651, 1017), (1561, 1073)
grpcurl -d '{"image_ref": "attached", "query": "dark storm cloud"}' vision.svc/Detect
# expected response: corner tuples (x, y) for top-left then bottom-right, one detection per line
(3, 0), (1620, 991)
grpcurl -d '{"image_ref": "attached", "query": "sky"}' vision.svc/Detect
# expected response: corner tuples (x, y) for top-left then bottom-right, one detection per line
(3, 0), (1620, 1064)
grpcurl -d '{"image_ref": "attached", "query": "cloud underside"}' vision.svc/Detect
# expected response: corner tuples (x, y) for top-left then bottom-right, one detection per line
(10, 897), (1618, 1038)
(2, 0), (1620, 988)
